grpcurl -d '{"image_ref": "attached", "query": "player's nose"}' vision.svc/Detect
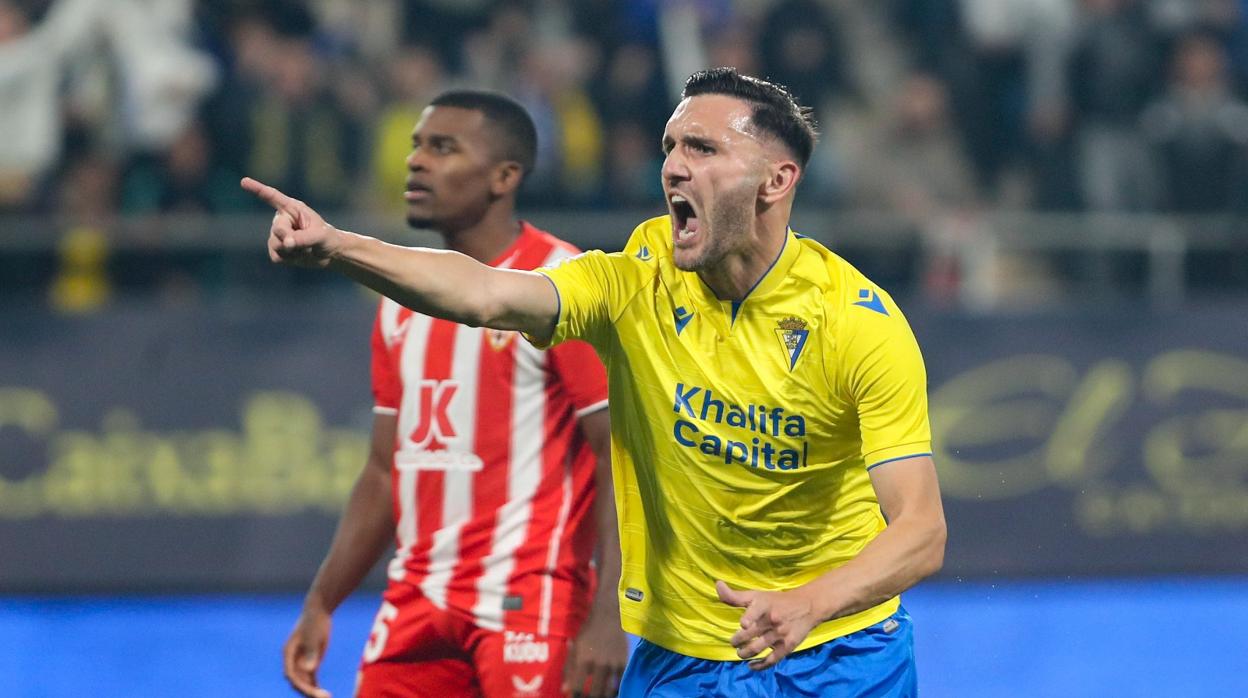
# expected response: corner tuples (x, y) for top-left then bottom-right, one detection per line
(405, 148), (429, 172)
(661, 149), (690, 185)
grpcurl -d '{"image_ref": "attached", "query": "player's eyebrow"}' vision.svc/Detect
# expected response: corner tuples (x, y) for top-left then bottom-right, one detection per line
(683, 135), (715, 151)
(411, 133), (457, 147)
(661, 134), (715, 154)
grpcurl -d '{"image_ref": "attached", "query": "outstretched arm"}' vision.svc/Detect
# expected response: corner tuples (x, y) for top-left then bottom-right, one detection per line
(242, 177), (560, 341)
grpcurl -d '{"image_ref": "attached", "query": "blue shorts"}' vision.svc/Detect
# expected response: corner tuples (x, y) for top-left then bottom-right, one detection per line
(618, 608), (916, 698)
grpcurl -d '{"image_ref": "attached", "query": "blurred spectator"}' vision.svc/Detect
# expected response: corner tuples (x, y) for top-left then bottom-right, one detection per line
(201, 6), (281, 181)
(312, 0), (404, 62)
(368, 44), (447, 215)
(952, 0), (1076, 203)
(511, 37), (605, 205)
(210, 4), (364, 211)
(0, 0), (77, 211)
(1068, 0), (1164, 210)
(850, 72), (985, 304)
(890, 0), (968, 74)
(757, 0), (853, 117)
(100, 0), (217, 153)
(1149, 0), (1243, 37)
(853, 72), (981, 216)
(120, 120), (249, 214)
(600, 119), (663, 207)
(706, 20), (760, 77)
(568, 0), (661, 49)
(48, 154), (117, 313)
(1, 0), (215, 213)
(402, 0), (493, 72)
(1142, 31), (1248, 212)
(593, 42), (671, 137)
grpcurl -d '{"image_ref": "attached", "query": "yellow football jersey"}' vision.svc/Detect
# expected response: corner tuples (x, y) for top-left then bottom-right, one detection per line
(533, 216), (932, 660)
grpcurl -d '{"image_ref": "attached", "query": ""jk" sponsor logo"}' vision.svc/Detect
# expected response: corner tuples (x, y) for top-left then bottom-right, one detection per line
(410, 380), (459, 449)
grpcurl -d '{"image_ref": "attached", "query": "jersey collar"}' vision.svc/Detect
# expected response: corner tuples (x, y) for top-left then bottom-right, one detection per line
(685, 228), (801, 326)
(488, 221), (536, 269)
(741, 228), (800, 301)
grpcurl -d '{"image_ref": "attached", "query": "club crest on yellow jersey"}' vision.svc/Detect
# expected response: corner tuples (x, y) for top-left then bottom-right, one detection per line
(775, 316), (810, 370)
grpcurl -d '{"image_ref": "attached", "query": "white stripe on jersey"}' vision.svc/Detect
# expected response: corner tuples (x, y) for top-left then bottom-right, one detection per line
(419, 323), (484, 609)
(469, 241), (578, 631)
(539, 456), (575, 635)
(530, 242), (580, 634)
(470, 337), (547, 630)
(387, 310), (433, 583)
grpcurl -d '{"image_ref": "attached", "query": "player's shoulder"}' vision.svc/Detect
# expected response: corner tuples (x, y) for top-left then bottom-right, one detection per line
(545, 215), (666, 280)
(374, 295), (411, 343)
(515, 222), (583, 269)
(621, 215), (672, 262)
(788, 231), (906, 329)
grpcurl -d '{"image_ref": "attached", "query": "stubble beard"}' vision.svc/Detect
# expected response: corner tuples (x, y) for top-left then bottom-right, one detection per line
(674, 185), (754, 273)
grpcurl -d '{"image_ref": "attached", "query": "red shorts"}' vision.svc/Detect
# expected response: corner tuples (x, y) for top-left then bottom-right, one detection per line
(355, 582), (571, 698)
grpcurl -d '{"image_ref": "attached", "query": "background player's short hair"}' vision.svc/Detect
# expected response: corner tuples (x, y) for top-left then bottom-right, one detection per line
(430, 90), (538, 178)
(681, 68), (819, 168)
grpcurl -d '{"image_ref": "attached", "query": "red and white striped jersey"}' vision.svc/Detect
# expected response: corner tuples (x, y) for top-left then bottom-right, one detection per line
(370, 223), (608, 638)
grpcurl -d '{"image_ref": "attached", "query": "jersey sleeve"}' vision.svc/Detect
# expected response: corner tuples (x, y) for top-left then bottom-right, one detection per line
(530, 249), (640, 352)
(547, 339), (609, 416)
(839, 291), (932, 468)
(370, 305), (401, 414)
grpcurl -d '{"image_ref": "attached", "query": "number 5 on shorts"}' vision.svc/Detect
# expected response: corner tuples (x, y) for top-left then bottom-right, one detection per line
(363, 602), (399, 663)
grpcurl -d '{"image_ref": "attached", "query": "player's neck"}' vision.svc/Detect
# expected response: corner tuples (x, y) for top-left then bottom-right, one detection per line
(440, 208), (522, 264)
(698, 220), (787, 302)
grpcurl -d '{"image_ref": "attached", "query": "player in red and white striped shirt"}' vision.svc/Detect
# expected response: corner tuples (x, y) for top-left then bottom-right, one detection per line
(282, 91), (626, 698)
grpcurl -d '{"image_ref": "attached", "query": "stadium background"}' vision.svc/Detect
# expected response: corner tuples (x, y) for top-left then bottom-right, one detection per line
(2, 0), (1247, 695)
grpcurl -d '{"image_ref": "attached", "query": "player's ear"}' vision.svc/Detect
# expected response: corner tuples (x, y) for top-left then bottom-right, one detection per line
(759, 159), (800, 204)
(491, 161), (524, 197)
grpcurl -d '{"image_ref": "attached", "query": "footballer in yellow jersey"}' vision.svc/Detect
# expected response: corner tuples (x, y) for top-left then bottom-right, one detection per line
(536, 214), (931, 660)
(248, 67), (944, 698)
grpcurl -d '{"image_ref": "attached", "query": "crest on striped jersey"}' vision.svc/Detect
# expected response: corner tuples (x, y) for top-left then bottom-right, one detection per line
(486, 328), (516, 351)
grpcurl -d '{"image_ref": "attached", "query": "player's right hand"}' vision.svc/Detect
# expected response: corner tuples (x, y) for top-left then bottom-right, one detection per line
(283, 607), (333, 698)
(241, 177), (341, 268)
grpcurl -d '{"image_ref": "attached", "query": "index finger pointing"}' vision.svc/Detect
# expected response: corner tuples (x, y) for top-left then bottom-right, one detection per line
(241, 177), (296, 213)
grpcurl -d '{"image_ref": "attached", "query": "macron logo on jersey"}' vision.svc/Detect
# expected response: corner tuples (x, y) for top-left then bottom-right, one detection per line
(635, 245), (653, 261)
(673, 306), (694, 335)
(853, 288), (889, 316)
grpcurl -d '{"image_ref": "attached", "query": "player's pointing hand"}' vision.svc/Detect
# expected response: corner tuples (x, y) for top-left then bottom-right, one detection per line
(717, 579), (821, 671)
(241, 177), (341, 268)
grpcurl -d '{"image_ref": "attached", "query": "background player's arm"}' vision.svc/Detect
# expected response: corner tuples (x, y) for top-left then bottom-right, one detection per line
(720, 455), (945, 669)
(283, 413), (398, 698)
(243, 177), (560, 342)
(563, 408), (628, 697)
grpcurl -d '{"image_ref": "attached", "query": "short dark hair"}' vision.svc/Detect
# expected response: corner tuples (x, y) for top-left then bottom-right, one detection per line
(681, 68), (818, 167)
(430, 89), (538, 176)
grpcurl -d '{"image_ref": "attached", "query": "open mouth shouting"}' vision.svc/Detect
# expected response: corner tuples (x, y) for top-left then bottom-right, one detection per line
(670, 193), (701, 247)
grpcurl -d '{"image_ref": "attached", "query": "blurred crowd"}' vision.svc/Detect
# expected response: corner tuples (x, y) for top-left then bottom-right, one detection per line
(2, 0), (1248, 311)
(2, 0), (1247, 219)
